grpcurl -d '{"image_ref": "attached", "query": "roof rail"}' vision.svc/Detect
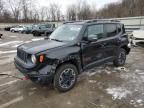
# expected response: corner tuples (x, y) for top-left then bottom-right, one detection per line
(86, 19), (120, 23)
(63, 19), (120, 24)
(63, 21), (84, 24)
(63, 21), (75, 24)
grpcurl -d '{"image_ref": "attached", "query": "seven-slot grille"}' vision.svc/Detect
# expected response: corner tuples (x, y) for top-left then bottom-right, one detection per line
(17, 49), (27, 63)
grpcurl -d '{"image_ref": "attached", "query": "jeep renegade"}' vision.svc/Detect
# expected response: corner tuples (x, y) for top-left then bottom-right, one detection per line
(14, 20), (130, 92)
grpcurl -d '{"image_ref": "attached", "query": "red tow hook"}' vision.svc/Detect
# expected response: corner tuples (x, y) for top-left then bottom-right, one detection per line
(23, 75), (29, 80)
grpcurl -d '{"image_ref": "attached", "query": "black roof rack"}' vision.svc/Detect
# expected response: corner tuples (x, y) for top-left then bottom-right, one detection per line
(85, 19), (120, 23)
(63, 19), (120, 24)
(63, 21), (83, 24)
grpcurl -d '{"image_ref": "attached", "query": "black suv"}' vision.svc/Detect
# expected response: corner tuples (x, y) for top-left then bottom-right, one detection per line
(32, 24), (55, 36)
(14, 20), (130, 92)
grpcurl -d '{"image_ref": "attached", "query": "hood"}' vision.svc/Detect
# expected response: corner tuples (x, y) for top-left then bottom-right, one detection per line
(18, 39), (67, 54)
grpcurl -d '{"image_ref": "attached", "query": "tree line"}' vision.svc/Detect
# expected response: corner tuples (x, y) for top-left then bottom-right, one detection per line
(0, 0), (144, 23)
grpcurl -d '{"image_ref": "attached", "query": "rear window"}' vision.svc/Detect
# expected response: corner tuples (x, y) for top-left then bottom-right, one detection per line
(117, 24), (122, 33)
(105, 24), (117, 37)
(122, 24), (126, 33)
(87, 24), (105, 39)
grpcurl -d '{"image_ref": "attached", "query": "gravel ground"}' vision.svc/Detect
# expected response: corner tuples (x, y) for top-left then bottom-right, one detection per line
(0, 31), (144, 108)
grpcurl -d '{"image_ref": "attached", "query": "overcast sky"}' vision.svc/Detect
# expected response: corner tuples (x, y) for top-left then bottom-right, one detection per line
(37, 0), (120, 14)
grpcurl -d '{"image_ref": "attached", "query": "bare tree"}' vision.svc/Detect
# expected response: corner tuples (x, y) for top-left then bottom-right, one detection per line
(6, 0), (21, 22)
(39, 7), (46, 21)
(66, 4), (77, 21)
(77, 1), (92, 20)
(56, 8), (61, 21)
(0, 0), (4, 15)
(45, 7), (51, 21)
(49, 3), (61, 21)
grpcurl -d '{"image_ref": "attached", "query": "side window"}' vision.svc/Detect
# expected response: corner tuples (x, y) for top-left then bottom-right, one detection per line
(105, 24), (117, 37)
(40, 25), (46, 29)
(45, 24), (51, 28)
(122, 24), (126, 33)
(87, 24), (104, 39)
(117, 24), (122, 33)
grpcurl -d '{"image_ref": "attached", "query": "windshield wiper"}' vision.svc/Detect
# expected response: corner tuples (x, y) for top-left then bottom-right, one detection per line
(50, 38), (63, 42)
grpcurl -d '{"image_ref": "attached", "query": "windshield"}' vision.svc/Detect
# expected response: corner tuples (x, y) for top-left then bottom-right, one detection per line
(49, 24), (82, 41)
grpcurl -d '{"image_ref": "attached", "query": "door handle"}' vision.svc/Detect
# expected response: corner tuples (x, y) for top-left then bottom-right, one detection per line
(101, 43), (107, 47)
(103, 43), (107, 45)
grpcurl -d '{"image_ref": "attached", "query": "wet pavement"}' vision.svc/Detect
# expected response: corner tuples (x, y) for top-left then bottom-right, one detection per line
(0, 31), (144, 108)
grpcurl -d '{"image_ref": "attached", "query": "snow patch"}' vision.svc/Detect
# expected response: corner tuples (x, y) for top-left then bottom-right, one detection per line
(86, 72), (97, 77)
(0, 41), (23, 47)
(0, 50), (17, 54)
(0, 54), (15, 65)
(130, 99), (144, 107)
(10, 36), (17, 38)
(30, 87), (37, 91)
(106, 87), (131, 100)
(12, 44), (21, 48)
(0, 96), (23, 108)
(12, 41), (31, 48)
(115, 67), (129, 72)
(32, 38), (44, 41)
(0, 79), (19, 87)
(137, 99), (143, 104)
(0, 71), (12, 75)
(89, 80), (97, 83)
(67, 101), (72, 105)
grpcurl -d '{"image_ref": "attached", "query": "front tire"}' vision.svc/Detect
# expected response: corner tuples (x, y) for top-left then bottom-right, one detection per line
(113, 48), (126, 67)
(54, 64), (78, 92)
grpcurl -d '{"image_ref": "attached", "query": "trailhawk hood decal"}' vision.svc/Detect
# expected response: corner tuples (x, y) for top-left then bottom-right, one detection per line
(18, 40), (67, 54)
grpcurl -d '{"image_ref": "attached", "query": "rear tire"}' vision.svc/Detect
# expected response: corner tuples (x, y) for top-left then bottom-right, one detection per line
(11, 30), (14, 33)
(53, 64), (78, 92)
(33, 31), (38, 36)
(113, 48), (126, 67)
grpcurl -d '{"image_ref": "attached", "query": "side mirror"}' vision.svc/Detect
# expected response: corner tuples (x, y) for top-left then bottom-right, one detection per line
(88, 34), (98, 42)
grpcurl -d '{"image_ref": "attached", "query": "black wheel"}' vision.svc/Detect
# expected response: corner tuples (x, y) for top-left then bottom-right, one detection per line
(11, 30), (14, 33)
(33, 31), (37, 36)
(113, 48), (126, 67)
(54, 64), (78, 92)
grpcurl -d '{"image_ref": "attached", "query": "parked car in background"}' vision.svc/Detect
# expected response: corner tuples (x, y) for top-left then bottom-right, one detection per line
(21, 26), (33, 34)
(10, 25), (26, 33)
(32, 24), (55, 36)
(4, 25), (18, 31)
(0, 33), (2, 38)
(14, 20), (130, 92)
(131, 30), (144, 46)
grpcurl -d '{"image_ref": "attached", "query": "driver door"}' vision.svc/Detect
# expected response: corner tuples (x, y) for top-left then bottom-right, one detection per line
(81, 24), (107, 69)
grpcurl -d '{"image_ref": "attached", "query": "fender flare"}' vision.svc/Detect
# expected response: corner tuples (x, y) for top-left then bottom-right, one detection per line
(49, 55), (82, 74)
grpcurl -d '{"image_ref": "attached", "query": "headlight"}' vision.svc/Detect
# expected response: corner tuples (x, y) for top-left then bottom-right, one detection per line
(31, 55), (36, 64)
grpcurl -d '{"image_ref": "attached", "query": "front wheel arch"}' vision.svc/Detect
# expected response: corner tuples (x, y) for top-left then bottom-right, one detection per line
(55, 59), (81, 75)
(121, 45), (130, 54)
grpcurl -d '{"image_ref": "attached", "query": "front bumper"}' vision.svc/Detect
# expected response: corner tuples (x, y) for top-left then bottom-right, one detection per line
(14, 57), (54, 84)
